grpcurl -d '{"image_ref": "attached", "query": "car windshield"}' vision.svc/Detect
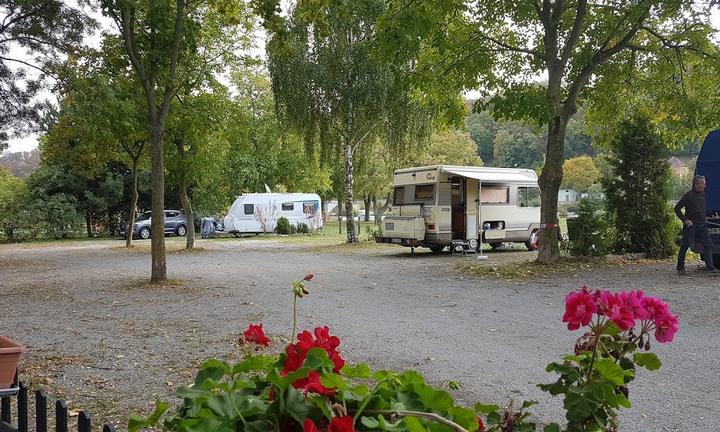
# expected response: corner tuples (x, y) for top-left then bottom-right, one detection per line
(136, 212), (151, 221)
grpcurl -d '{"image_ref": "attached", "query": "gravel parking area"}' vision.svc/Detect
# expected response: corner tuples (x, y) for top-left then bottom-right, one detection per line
(1, 238), (718, 431)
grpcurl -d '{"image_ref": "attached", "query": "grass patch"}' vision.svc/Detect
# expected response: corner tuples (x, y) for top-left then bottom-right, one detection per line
(458, 256), (631, 280)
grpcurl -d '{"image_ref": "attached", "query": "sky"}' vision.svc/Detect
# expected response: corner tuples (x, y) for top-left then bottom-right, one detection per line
(4, 5), (720, 153)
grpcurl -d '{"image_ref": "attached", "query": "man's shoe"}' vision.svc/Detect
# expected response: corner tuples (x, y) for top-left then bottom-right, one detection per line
(677, 269), (688, 276)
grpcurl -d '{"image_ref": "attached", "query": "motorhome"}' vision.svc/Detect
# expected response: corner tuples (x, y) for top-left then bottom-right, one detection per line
(224, 193), (323, 234)
(696, 130), (720, 268)
(375, 165), (541, 252)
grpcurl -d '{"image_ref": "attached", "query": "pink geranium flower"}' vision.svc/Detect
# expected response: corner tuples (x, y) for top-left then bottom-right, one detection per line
(654, 313), (679, 343)
(641, 296), (670, 321)
(621, 290), (649, 320)
(599, 291), (635, 331)
(562, 286), (597, 330)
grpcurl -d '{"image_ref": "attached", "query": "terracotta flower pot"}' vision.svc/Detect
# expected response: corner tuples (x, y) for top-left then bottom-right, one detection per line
(0, 336), (25, 389)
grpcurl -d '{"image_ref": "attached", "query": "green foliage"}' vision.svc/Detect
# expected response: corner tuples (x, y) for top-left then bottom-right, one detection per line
(410, 130), (483, 167)
(493, 124), (543, 169)
(0, 168), (28, 241)
(297, 223), (309, 234)
(0, 0), (93, 149)
(602, 115), (675, 258)
(561, 156), (600, 193)
(276, 217), (291, 235)
(465, 112), (497, 164)
(567, 198), (614, 258)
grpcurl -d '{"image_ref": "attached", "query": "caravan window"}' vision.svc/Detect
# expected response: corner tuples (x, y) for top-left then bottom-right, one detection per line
(414, 184), (435, 202)
(244, 204), (254, 215)
(481, 186), (509, 204)
(282, 203), (295, 211)
(303, 201), (319, 214)
(518, 187), (541, 207)
(393, 187), (405, 205)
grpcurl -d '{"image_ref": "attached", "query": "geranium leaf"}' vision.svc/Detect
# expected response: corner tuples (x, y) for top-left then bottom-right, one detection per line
(592, 359), (626, 386)
(304, 348), (334, 372)
(412, 383), (453, 411)
(543, 424), (561, 432)
(320, 373), (348, 391)
(232, 355), (277, 375)
(402, 416), (428, 432)
(307, 395), (333, 419)
(474, 402), (499, 414)
(342, 363), (372, 378)
(633, 353), (661, 371)
(361, 416), (380, 428)
(521, 400), (538, 409)
(282, 387), (312, 424)
(447, 406), (478, 430)
(195, 360), (231, 385)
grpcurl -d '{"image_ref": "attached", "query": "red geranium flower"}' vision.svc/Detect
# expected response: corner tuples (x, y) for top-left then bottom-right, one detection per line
(243, 323), (270, 346)
(562, 286), (597, 330)
(282, 326), (346, 395)
(304, 273), (314, 281)
(476, 416), (486, 432)
(303, 419), (321, 432)
(328, 416), (355, 432)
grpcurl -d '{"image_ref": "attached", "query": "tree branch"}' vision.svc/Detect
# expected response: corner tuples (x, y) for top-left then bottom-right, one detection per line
(0, 56), (58, 79)
(118, 4), (151, 98)
(159, 0), (187, 124)
(560, 0), (587, 66)
(472, 29), (541, 58)
(353, 410), (469, 432)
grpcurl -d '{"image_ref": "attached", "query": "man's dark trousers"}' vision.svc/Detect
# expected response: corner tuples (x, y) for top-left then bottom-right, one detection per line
(677, 223), (716, 271)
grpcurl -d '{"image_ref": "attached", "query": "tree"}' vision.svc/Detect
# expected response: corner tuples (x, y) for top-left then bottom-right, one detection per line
(562, 156), (600, 193)
(465, 111), (497, 164)
(0, 167), (27, 240)
(602, 115), (675, 258)
(0, 0), (93, 150)
(411, 130), (483, 167)
(493, 126), (543, 169)
(379, 0), (712, 263)
(258, 0), (433, 243)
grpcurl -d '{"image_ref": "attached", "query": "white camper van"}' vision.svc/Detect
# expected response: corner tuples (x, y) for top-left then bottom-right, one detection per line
(224, 193), (323, 234)
(376, 165), (541, 252)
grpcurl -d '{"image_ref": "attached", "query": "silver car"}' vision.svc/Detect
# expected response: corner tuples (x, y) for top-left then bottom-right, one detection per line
(121, 210), (188, 239)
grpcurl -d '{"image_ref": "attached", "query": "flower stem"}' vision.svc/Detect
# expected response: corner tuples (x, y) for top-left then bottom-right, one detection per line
(291, 294), (298, 343)
(352, 410), (470, 432)
(586, 317), (602, 383)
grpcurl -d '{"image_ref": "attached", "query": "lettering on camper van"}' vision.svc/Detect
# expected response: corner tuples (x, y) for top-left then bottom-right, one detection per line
(426, 172), (436, 181)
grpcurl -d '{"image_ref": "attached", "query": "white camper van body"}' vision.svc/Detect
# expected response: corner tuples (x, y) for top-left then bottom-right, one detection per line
(376, 165), (541, 251)
(224, 193), (323, 234)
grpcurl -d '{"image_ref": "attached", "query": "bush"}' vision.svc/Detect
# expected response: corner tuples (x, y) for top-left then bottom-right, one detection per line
(602, 114), (675, 258)
(364, 223), (383, 240)
(297, 222), (309, 233)
(567, 198), (614, 257)
(276, 217), (291, 234)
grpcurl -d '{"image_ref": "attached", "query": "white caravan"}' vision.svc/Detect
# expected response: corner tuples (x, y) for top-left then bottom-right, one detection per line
(224, 193), (323, 234)
(376, 165), (541, 252)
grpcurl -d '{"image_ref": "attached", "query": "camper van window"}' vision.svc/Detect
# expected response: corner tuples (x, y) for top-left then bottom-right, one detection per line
(481, 186), (509, 204)
(244, 204), (254, 215)
(394, 187), (405, 205)
(303, 202), (319, 214)
(414, 184), (435, 202)
(282, 203), (294, 211)
(518, 187), (541, 207)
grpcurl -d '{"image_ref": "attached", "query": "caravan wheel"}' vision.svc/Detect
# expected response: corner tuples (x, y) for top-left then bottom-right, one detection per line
(526, 230), (540, 251)
(467, 239), (479, 251)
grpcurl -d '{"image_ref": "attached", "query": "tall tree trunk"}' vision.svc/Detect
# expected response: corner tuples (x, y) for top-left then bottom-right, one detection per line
(337, 198), (343, 234)
(372, 196), (378, 224)
(126, 158), (139, 248)
(364, 197), (371, 222)
(177, 141), (195, 249)
(374, 193), (391, 224)
(149, 124), (167, 283)
(343, 140), (358, 243)
(86, 212), (93, 238)
(537, 113), (568, 264)
(321, 199), (328, 231)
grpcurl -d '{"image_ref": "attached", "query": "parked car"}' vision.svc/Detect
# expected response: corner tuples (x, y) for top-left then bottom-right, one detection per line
(120, 210), (188, 239)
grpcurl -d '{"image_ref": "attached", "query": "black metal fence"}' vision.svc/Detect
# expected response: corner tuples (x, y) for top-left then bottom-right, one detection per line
(0, 382), (116, 432)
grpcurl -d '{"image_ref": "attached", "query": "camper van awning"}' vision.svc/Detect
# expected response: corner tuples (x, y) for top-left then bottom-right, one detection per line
(440, 167), (537, 183)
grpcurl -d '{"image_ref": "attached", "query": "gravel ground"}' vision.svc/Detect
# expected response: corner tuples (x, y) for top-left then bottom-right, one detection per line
(1, 238), (718, 431)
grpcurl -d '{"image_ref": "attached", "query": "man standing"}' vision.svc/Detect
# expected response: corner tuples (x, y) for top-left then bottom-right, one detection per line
(675, 175), (719, 275)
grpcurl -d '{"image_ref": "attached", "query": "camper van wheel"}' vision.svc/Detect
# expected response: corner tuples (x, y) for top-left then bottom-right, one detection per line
(429, 245), (445, 254)
(176, 224), (187, 236)
(467, 239), (479, 251)
(526, 230), (540, 251)
(139, 227), (151, 240)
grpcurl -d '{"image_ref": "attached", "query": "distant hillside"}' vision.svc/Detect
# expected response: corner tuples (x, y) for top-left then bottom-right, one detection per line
(0, 149), (40, 177)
